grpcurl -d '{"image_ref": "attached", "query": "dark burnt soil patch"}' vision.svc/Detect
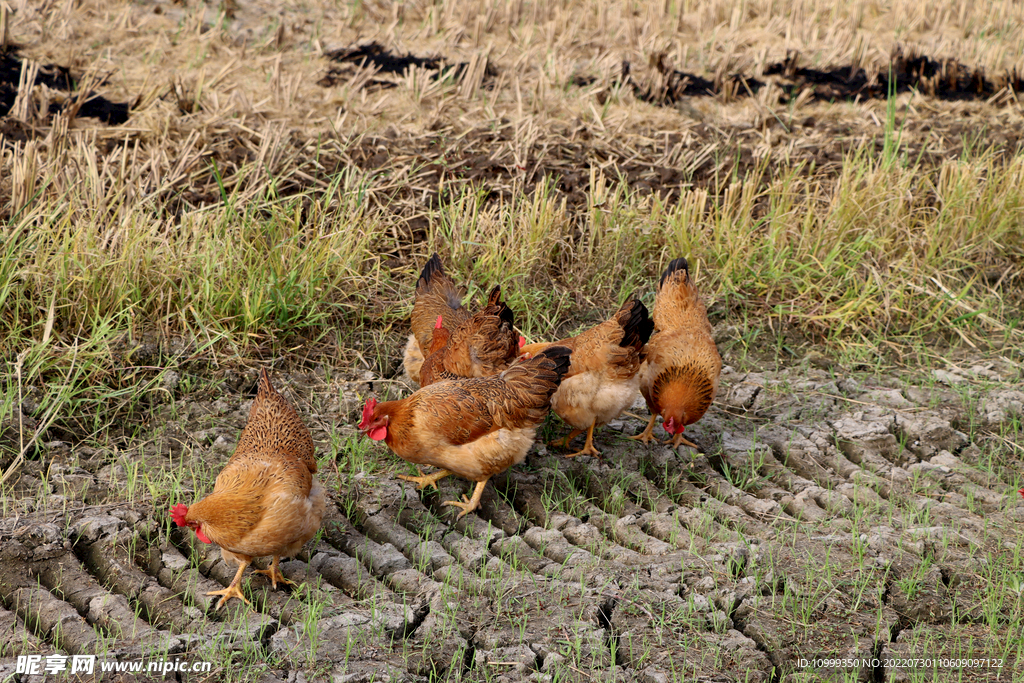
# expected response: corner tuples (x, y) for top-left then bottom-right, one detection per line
(0, 49), (130, 128)
(625, 48), (1024, 108)
(318, 41), (497, 91)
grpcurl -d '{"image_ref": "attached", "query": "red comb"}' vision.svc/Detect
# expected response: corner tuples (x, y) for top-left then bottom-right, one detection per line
(170, 503), (189, 526)
(1018, 487), (1024, 500)
(435, 315), (443, 329)
(518, 336), (526, 348)
(664, 417), (685, 434)
(359, 398), (377, 429)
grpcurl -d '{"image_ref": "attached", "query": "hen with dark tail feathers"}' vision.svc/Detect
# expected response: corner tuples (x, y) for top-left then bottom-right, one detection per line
(420, 285), (521, 387)
(520, 297), (654, 458)
(632, 258), (722, 449)
(403, 253), (523, 386)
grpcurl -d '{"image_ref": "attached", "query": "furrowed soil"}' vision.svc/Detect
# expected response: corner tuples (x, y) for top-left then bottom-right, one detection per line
(2, 355), (1023, 682)
(2, 0), (1024, 681)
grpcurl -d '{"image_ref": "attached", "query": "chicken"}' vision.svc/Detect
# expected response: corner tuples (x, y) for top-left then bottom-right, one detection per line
(519, 297), (654, 458)
(418, 315), (454, 387)
(403, 253), (472, 385)
(170, 368), (325, 609)
(403, 253), (523, 387)
(630, 257), (721, 449)
(358, 346), (572, 518)
(419, 288), (521, 387)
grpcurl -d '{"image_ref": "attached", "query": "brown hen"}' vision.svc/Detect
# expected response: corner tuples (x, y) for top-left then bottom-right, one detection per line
(171, 369), (325, 608)
(403, 253), (522, 386)
(631, 258), (721, 449)
(519, 297), (653, 457)
(359, 347), (572, 518)
(419, 287), (520, 387)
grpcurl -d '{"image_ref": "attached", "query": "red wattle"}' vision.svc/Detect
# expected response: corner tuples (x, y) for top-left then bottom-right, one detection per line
(369, 425), (388, 441)
(196, 527), (212, 544)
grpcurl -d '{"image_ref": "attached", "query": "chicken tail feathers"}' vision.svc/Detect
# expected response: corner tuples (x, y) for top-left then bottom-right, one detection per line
(258, 367), (276, 397)
(417, 253), (462, 311)
(534, 345), (573, 383)
(484, 285), (515, 329)
(618, 297), (655, 351)
(490, 346), (573, 424)
(234, 368), (318, 474)
(659, 257), (691, 290)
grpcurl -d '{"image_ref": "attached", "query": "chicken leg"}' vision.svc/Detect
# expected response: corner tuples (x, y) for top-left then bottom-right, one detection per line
(561, 423), (601, 458)
(207, 559), (251, 609)
(399, 468), (453, 491)
(667, 432), (700, 450)
(442, 480), (488, 519)
(628, 414), (658, 444)
(548, 428), (584, 450)
(252, 555), (295, 589)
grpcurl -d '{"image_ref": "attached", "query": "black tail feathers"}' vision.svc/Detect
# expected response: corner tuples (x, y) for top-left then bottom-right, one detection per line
(536, 346), (572, 381)
(418, 253), (462, 309)
(659, 257), (690, 289)
(418, 253), (445, 290)
(486, 285), (515, 329)
(619, 297), (654, 350)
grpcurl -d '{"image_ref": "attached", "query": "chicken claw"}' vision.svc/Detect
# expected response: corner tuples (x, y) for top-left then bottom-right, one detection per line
(628, 415), (658, 444)
(561, 423), (602, 458)
(252, 556), (295, 589)
(207, 584), (251, 610)
(666, 433), (701, 450)
(442, 480), (488, 519)
(399, 468), (453, 491)
(207, 561), (251, 609)
(547, 428), (583, 449)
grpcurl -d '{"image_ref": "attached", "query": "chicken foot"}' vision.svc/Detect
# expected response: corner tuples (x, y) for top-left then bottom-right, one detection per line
(547, 428), (584, 449)
(667, 432), (701, 450)
(442, 479), (488, 519)
(560, 423), (602, 458)
(399, 468), (453, 491)
(252, 555), (295, 589)
(207, 559), (252, 609)
(628, 414), (658, 444)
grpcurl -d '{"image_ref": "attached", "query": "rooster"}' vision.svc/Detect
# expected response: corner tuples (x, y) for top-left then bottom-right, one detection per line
(359, 347), (572, 518)
(519, 297), (653, 457)
(631, 258), (721, 449)
(403, 254), (523, 386)
(171, 369), (325, 608)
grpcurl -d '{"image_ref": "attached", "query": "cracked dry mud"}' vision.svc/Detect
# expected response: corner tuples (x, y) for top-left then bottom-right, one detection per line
(1, 357), (1023, 682)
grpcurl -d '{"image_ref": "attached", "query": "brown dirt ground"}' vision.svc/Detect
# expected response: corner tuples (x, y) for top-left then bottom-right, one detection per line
(1, 346), (1023, 682)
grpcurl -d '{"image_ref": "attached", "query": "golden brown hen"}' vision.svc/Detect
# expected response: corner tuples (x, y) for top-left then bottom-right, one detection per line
(631, 257), (721, 449)
(171, 369), (325, 609)
(403, 254), (522, 386)
(359, 347), (572, 518)
(519, 297), (653, 457)
(419, 287), (520, 387)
